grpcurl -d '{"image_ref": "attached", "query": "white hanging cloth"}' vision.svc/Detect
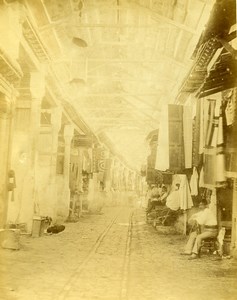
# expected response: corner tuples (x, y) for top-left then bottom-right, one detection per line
(155, 105), (169, 171)
(189, 167), (199, 196)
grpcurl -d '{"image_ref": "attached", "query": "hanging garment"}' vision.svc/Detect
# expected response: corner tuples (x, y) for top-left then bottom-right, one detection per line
(224, 88), (237, 174)
(193, 99), (201, 167)
(225, 98), (234, 126)
(199, 98), (204, 155)
(216, 106), (226, 184)
(183, 106), (193, 168)
(162, 172), (173, 184)
(224, 89), (235, 126)
(199, 167), (205, 188)
(205, 99), (216, 147)
(155, 105), (169, 171)
(168, 105), (185, 172)
(176, 174), (193, 210)
(203, 97), (226, 186)
(190, 167), (198, 196)
(203, 99), (217, 185)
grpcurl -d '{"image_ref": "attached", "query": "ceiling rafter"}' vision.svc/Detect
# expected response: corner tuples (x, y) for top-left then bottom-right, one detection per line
(21, 0), (215, 168)
(134, 1), (198, 35)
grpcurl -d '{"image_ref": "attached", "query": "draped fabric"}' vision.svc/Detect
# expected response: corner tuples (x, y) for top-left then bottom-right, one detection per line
(168, 105), (185, 172)
(155, 105), (169, 171)
(205, 99), (216, 147)
(199, 98), (204, 154)
(203, 98), (217, 185)
(183, 106), (193, 168)
(224, 88), (237, 174)
(172, 174), (193, 210)
(96, 147), (110, 183)
(193, 100), (201, 167)
(203, 99), (216, 185)
(199, 167), (205, 188)
(190, 167), (198, 196)
(92, 147), (98, 173)
(203, 96), (226, 186)
(216, 107), (226, 184)
(200, 99), (210, 154)
(146, 168), (163, 184)
(155, 104), (192, 173)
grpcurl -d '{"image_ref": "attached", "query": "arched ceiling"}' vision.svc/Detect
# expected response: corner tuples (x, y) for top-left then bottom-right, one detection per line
(24, 0), (214, 169)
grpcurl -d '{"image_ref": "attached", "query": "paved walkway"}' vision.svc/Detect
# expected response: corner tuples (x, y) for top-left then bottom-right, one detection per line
(0, 206), (237, 300)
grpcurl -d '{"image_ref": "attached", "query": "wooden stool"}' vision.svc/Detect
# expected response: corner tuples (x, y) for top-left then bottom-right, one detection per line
(200, 237), (217, 255)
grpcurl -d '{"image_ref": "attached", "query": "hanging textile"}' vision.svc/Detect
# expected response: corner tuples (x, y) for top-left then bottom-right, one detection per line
(199, 167), (205, 188)
(193, 100), (201, 167)
(92, 147), (98, 173)
(168, 104), (185, 171)
(199, 98), (204, 154)
(216, 106), (226, 185)
(189, 167), (198, 196)
(199, 98), (209, 155)
(155, 105), (169, 171)
(96, 147), (109, 183)
(203, 96), (226, 186)
(162, 172), (173, 184)
(205, 99), (216, 147)
(203, 99), (217, 185)
(183, 106), (193, 168)
(224, 89), (235, 126)
(173, 174), (193, 210)
(224, 88), (237, 174)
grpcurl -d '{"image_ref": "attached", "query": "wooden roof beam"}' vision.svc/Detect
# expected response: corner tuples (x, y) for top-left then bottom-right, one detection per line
(217, 38), (237, 60)
(132, 1), (197, 35)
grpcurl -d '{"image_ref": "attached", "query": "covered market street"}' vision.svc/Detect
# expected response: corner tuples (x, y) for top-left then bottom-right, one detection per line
(0, 205), (237, 300)
(1, 1), (237, 300)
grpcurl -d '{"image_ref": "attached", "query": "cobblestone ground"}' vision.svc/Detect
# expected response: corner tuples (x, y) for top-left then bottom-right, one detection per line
(0, 205), (237, 300)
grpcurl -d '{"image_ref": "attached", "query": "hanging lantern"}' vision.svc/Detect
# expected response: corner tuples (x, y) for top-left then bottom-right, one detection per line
(72, 37), (87, 48)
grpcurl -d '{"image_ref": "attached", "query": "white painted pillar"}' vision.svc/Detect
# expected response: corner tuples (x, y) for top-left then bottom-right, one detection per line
(50, 107), (62, 180)
(30, 71), (45, 168)
(29, 71), (45, 217)
(63, 124), (74, 186)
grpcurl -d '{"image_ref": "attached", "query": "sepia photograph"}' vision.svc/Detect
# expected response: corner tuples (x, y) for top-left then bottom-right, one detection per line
(0, 0), (237, 299)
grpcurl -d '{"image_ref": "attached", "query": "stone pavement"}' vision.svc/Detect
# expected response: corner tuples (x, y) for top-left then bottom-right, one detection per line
(0, 206), (236, 300)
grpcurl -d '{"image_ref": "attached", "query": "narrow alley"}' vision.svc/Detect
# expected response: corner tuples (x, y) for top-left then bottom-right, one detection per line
(0, 205), (237, 300)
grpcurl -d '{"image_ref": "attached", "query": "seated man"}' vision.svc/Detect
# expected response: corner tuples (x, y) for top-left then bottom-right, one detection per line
(157, 185), (169, 205)
(146, 184), (161, 213)
(182, 200), (218, 259)
(155, 184), (180, 225)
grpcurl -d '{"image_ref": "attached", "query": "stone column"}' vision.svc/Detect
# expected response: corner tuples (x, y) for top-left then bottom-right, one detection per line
(50, 107), (62, 180)
(55, 124), (74, 219)
(63, 125), (74, 186)
(0, 93), (14, 227)
(30, 71), (45, 168)
(29, 71), (45, 217)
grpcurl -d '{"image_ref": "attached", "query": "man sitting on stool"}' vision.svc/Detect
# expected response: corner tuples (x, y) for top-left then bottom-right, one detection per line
(147, 184), (163, 213)
(155, 184), (180, 225)
(182, 200), (218, 259)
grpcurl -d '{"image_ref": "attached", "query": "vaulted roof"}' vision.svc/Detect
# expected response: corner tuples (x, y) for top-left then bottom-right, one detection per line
(22, 0), (214, 168)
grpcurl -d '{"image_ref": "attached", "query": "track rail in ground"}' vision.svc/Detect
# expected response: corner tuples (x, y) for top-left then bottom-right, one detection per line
(55, 207), (134, 300)
(119, 210), (134, 300)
